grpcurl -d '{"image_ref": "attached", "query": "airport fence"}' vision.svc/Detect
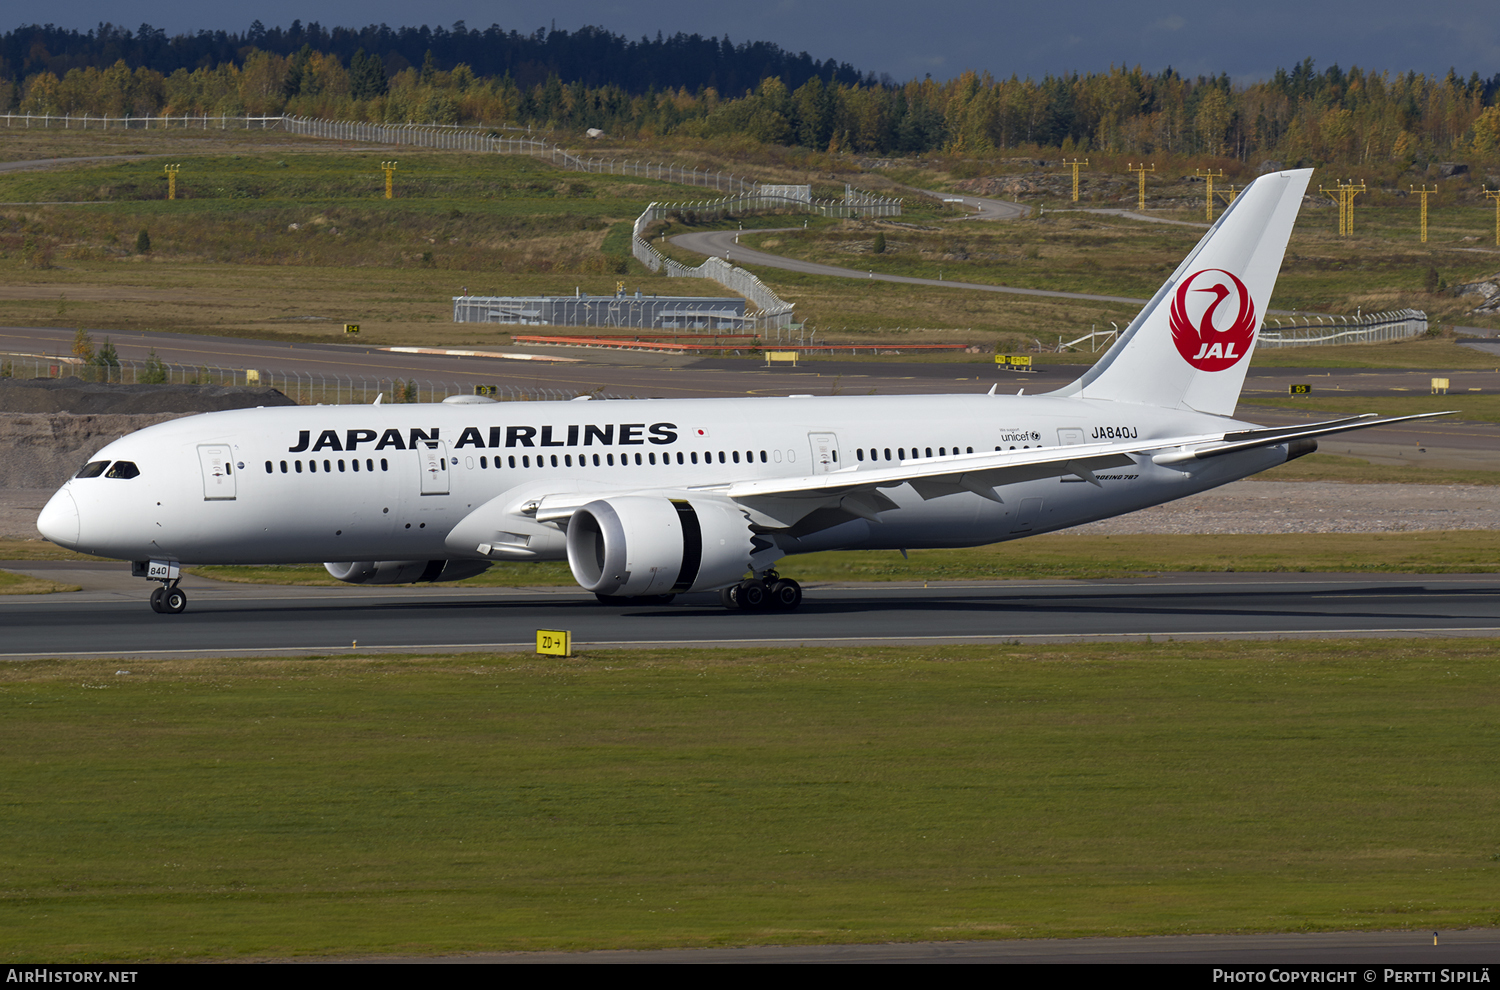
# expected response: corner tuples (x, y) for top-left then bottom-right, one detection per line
(631, 205), (797, 329)
(1257, 309), (1428, 347)
(1, 112), (899, 216)
(0, 353), (630, 405)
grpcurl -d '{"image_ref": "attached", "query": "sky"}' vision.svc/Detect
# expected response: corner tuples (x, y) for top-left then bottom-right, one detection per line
(16, 1), (1500, 84)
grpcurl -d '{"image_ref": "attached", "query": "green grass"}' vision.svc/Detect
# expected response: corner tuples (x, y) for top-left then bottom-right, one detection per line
(3, 135), (1498, 357)
(1241, 393), (1500, 422)
(3, 642), (1499, 960)
(191, 530), (1500, 589)
(0, 569), (78, 594)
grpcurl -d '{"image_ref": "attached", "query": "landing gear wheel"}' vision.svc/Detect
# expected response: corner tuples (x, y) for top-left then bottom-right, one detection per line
(719, 585), (740, 609)
(149, 587), (166, 613)
(162, 587), (188, 614)
(768, 579), (802, 611)
(736, 579), (768, 610)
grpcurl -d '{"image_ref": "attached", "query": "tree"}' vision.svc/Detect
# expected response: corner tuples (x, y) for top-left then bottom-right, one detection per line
(350, 49), (388, 101)
(872, 232), (886, 254)
(72, 327), (94, 360)
(135, 228), (151, 253)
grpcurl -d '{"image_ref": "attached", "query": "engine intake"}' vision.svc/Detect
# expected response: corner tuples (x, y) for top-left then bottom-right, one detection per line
(566, 496), (754, 597)
(324, 559), (492, 584)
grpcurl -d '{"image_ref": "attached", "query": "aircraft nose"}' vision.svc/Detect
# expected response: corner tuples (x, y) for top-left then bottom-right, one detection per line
(37, 489), (80, 548)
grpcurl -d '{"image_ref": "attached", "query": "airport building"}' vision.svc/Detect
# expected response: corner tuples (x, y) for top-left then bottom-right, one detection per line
(452, 292), (749, 329)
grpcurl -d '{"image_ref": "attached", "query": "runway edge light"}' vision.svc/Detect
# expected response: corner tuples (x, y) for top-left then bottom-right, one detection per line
(537, 629), (572, 657)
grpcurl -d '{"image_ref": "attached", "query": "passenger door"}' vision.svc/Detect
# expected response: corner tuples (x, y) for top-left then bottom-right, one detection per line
(808, 432), (841, 474)
(418, 440), (450, 496)
(197, 444), (236, 501)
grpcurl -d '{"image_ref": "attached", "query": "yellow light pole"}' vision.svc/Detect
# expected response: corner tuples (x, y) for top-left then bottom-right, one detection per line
(381, 160), (399, 200)
(1411, 185), (1437, 243)
(1062, 158), (1089, 202)
(1195, 169), (1224, 222)
(1318, 179), (1366, 236)
(1341, 179), (1367, 235)
(1487, 189), (1500, 246)
(163, 163), (180, 200)
(1217, 184), (1239, 209)
(1127, 162), (1155, 212)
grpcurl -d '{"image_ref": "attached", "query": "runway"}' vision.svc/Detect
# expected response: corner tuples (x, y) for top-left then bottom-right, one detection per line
(3, 567), (1497, 659)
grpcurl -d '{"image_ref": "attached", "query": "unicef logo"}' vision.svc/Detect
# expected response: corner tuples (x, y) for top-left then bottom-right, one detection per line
(1169, 268), (1258, 372)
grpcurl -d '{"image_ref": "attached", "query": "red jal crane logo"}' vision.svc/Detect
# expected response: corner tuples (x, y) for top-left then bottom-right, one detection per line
(1169, 268), (1257, 372)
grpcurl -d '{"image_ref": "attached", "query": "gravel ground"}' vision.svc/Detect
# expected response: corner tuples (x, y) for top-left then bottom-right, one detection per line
(3, 480), (1497, 543)
(1071, 480), (1500, 534)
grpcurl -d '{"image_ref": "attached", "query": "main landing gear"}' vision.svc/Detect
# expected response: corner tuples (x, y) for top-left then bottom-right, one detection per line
(720, 572), (802, 611)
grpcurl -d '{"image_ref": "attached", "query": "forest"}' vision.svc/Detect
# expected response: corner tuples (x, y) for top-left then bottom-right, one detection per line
(4, 22), (1500, 166)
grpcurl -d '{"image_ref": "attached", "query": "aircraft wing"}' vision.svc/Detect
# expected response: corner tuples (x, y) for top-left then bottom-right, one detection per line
(522, 410), (1454, 531)
(716, 410), (1456, 529)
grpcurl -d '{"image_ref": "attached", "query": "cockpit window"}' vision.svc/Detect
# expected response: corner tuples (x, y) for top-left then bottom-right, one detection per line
(104, 461), (141, 479)
(75, 461), (110, 479)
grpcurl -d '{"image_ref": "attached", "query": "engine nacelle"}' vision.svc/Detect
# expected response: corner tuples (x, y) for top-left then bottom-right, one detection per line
(566, 495), (755, 597)
(324, 559), (492, 585)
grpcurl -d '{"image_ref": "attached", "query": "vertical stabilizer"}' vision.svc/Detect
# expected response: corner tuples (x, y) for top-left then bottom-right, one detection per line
(1053, 168), (1312, 417)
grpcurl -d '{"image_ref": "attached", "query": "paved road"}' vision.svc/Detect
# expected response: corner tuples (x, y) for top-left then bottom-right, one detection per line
(3, 569), (1497, 660)
(672, 228), (1153, 306)
(5, 325), (1499, 465)
(398, 928), (1500, 963)
(1051, 206), (1212, 228)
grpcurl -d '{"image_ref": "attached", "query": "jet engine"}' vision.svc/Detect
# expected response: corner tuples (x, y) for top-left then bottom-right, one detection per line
(323, 559), (493, 585)
(566, 495), (755, 597)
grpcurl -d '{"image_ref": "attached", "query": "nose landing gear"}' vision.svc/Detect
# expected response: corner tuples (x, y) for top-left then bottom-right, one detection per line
(720, 572), (802, 611)
(149, 583), (188, 614)
(134, 560), (187, 614)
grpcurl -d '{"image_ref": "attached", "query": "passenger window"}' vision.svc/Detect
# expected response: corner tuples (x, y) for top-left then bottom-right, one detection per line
(480, 456), (487, 469)
(760, 451), (767, 463)
(309, 460), (317, 473)
(509, 456), (516, 468)
(380, 459), (388, 471)
(323, 459), (331, 472)
(105, 461), (140, 479)
(264, 461), (272, 474)
(338, 460), (346, 472)
(280, 460), (288, 473)
(296, 461), (303, 473)
(857, 449), (864, 461)
(717, 451), (725, 464)
(353, 459), (360, 472)
(732, 451), (740, 463)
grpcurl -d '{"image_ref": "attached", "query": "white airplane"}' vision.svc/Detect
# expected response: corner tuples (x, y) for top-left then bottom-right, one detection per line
(37, 167), (1447, 613)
